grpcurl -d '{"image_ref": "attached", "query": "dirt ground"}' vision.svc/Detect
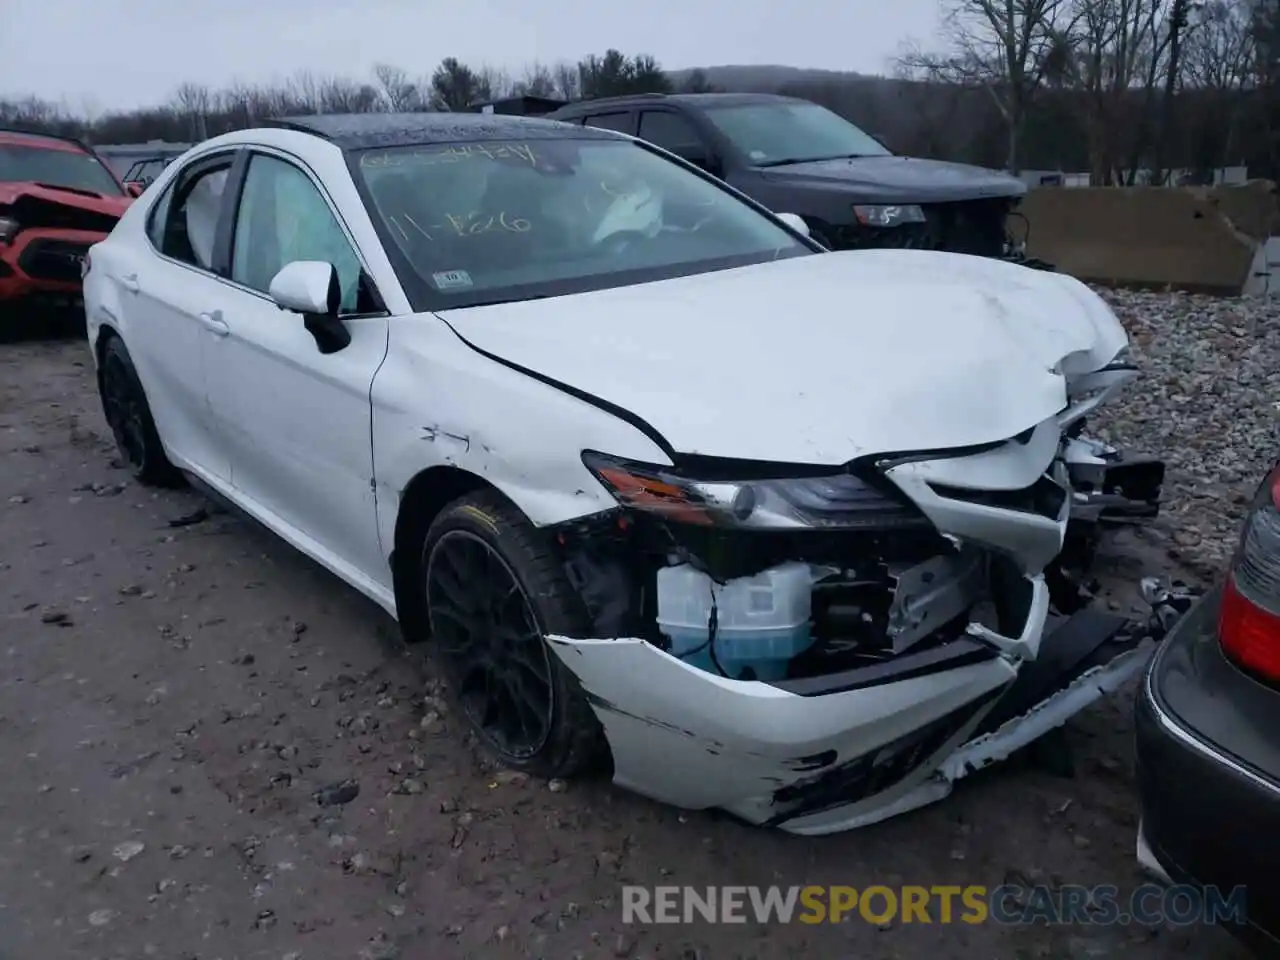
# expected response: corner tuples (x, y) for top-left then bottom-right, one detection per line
(0, 337), (1252, 960)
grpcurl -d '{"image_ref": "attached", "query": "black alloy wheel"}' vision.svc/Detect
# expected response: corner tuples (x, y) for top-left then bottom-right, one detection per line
(425, 529), (556, 760)
(418, 492), (605, 778)
(97, 336), (180, 486)
(101, 350), (147, 470)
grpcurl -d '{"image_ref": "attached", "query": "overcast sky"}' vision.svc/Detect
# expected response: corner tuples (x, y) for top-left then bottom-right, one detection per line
(2, 0), (943, 110)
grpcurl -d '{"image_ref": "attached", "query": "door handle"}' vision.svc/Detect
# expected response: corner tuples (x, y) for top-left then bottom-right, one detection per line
(120, 273), (140, 293)
(198, 310), (230, 337)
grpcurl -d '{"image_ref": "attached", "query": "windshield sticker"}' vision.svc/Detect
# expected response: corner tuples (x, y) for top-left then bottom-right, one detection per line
(362, 143), (538, 169)
(432, 269), (474, 290)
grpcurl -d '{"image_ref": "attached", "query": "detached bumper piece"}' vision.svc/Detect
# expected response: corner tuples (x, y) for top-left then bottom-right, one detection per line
(1064, 435), (1165, 525)
(791, 578), (1199, 832)
(768, 595), (1186, 835)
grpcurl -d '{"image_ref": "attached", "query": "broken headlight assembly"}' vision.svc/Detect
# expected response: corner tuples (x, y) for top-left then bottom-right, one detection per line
(853, 204), (926, 228)
(581, 451), (927, 531)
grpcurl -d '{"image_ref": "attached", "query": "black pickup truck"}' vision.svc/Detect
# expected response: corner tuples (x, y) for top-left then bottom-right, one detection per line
(547, 92), (1036, 262)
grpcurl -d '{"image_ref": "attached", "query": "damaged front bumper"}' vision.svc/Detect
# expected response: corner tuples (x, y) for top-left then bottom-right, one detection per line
(549, 578), (1194, 834)
(546, 408), (1172, 832)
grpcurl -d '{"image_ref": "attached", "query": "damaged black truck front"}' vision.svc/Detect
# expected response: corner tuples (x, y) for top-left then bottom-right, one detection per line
(541, 422), (1187, 834)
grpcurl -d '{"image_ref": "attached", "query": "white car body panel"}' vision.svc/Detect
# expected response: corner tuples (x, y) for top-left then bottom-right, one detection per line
(202, 298), (391, 589)
(439, 249), (1129, 464)
(547, 634), (1017, 824)
(81, 118), (1165, 834)
(369, 313), (672, 553)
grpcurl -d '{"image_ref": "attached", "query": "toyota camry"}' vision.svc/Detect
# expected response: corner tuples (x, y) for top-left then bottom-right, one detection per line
(83, 113), (1178, 834)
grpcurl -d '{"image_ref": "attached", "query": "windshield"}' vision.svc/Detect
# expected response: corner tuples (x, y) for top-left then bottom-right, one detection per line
(702, 101), (892, 167)
(355, 137), (811, 310)
(0, 143), (125, 196)
(125, 158), (170, 184)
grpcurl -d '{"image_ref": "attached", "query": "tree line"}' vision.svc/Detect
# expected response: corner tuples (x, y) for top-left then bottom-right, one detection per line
(0, 51), (695, 147)
(896, 0), (1276, 181)
(0, 0), (1275, 183)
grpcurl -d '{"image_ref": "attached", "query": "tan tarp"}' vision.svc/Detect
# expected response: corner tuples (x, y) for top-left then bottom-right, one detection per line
(1020, 182), (1278, 295)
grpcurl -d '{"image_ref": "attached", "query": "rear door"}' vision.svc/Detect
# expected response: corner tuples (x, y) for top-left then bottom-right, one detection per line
(113, 150), (241, 482)
(636, 109), (721, 173)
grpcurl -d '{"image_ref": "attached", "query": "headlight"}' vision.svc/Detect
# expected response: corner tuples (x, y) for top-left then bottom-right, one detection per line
(0, 217), (18, 244)
(581, 451), (927, 530)
(853, 204), (926, 228)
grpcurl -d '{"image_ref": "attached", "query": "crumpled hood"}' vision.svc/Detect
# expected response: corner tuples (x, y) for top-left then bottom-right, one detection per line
(760, 156), (1027, 203)
(0, 181), (131, 233)
(439, 249), (1129, 465)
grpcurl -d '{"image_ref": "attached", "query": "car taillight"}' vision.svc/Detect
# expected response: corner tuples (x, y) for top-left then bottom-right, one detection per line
(1219, 463), (1280, 681)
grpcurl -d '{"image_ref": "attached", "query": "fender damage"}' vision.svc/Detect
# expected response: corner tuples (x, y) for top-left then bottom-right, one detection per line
(436, 248), (1177, 832)
(538, 404), (1179, 834)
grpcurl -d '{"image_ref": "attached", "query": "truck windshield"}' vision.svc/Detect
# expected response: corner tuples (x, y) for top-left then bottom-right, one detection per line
(0, 143), (126, 197)
(702, 101), (892, 167)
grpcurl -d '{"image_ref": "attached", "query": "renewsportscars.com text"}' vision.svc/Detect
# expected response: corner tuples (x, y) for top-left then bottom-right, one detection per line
(621, 884), (1247, 927)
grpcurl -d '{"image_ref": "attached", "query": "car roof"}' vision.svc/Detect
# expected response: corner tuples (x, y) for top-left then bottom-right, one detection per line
(0, 128), (92, 154)
(267, 112), (625, 150)
(550, 92), (803, 114)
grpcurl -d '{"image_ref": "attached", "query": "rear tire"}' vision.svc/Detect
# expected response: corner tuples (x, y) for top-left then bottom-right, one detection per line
(420, 490), (606, 779)
(98, 335), (182, 487)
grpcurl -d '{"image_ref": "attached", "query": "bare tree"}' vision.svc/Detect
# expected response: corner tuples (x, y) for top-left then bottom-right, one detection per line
(318, 77), (383, 113)
(171, 82), (213, 139)
(1181, 0), (1257, 171)
(1052, 0), (1175, 183)
(1147, 0), (1195, 182)
(552, 61), (581, 100)
(476, 66), (514, 101)
(1254, 0), (1280, 174)
(513, 62), (558, 98)
(373, 63), (421, 112)
(898, 0), (1080, 171)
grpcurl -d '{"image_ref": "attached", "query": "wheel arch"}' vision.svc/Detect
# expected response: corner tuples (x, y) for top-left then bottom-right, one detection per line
(93, 321), (120, 362)
(389, 464), (509, 643)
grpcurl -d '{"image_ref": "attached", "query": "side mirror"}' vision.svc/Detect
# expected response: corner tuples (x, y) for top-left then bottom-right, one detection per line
(776, 213), (811, 238)
(125, 181), (145, 197)
(268, 260), (351, 354)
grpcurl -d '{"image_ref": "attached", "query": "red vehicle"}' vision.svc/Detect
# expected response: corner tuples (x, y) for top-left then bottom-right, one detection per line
(0, 129), (139, 319)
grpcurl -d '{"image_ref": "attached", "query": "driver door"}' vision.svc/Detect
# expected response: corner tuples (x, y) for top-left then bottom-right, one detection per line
(202, 149), (391, 585)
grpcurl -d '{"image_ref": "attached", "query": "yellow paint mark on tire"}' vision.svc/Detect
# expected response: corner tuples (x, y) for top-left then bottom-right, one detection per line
(459, 504), (501, 535)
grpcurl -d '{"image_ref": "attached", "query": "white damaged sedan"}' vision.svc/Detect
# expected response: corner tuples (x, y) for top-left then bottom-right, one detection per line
(82, 113), (1180, 835)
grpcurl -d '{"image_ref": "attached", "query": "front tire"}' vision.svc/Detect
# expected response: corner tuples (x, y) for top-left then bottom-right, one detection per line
(420, 491), (605, 779)
(98, 335), (181, 487)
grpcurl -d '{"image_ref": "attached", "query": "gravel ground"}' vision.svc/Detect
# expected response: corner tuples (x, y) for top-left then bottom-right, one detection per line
(1092, 289), (1280, 574)
(0, 289), (1273, 960)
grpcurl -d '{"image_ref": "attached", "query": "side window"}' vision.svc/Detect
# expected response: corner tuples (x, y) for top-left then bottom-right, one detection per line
(583, 112), (633, 134)
(637, 111), (705, 155)
(155, 160), (233, 271)
(230, 153), (363, 314)
(145, 182), (174, 249)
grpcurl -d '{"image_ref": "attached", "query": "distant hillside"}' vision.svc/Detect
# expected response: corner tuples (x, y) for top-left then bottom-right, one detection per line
(667, 64), (869, 92)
